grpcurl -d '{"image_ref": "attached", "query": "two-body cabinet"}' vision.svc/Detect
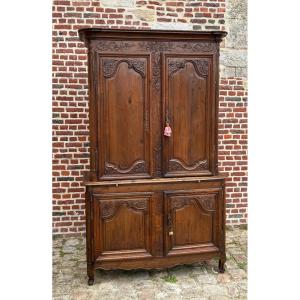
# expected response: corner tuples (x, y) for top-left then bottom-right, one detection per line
(79, 28), (227, 285)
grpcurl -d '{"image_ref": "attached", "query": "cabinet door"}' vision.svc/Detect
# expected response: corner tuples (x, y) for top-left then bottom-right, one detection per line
(96, 54), (153, 180)
(162, 54), (216, 177)
(164, 189), (222, 256)
(93, 192), (161, 261)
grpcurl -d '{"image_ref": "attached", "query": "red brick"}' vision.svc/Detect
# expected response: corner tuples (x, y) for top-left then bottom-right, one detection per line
(52, 0), (246, 234)
(166, 2), (184, 6)
(105, 8), (116, 13)
(157, 18), (172, 22)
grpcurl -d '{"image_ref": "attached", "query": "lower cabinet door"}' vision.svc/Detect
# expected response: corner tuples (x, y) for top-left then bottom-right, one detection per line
(164, 189), (222, 256)
(93, 192), (161, 261)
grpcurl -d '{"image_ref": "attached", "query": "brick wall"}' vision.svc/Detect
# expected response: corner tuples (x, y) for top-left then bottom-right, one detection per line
(52, 0), (248, 234)
(219, 77), (247, 224)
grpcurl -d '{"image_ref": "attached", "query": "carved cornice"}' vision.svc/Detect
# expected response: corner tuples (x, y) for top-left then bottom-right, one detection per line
(105, 160), (147, 175)
(103, 59), (146, 78)
(100, 199), (148, 219)
(169, 159), (208, 172)
(95, 40), (216, 53)
(139, 41), (174, 52)
(96, 41), (134, 52)
(177, 42), (216, 53)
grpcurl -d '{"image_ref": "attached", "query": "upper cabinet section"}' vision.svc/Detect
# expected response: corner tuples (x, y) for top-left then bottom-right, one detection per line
(79, 29), (226, 181)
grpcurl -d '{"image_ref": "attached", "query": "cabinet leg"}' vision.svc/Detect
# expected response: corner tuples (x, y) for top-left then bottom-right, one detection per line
(87, 264), (95, 286)
(218, 257), (226, 273)
(88, 277), (94, 286)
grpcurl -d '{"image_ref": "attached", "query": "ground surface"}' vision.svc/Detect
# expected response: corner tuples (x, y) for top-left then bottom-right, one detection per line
(53, 226), (247, 300)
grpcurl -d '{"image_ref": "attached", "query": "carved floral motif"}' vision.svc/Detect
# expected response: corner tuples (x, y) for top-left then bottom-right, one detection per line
(139, 41), (174, 52)
(96, 41), (133, 52)
(97, 41), (172, 90)
(130, 61), (146, 77)
(195, 195), (216, 211)
(168, 59), (209, 77)
(103, 59), (146, 78)
(171, 197), (192, 211)
(96, 40), (215, 54)
(139, 41), (174, 90)
(168, 159), (208, 172)
(168, 61), (186, 74)
(105, 160), (147, 175)
(100, 199), (148, 219)
(152, 52), (161, 90)
(193, 60), (209, 77)
(177, 42), (216, 53)
(103, 59), (118, 78)
(170, 194), (216, 212)
(95, 40), (215, 90)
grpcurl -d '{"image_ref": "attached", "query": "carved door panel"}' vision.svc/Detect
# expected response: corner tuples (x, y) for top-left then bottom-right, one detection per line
(164, 189), (221, 256)
(96, 54), (153, 180)
(93, 192), (160, 261)
(162, 54), (216, 177)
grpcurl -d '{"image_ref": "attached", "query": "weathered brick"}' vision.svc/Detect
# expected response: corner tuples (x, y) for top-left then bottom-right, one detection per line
(191, 19), (206, 24)
(57, 177), (74, 181)
(226, 97), (241, 101)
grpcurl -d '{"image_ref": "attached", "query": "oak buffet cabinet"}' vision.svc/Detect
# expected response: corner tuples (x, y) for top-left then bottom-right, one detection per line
(79, 28), (227, 285)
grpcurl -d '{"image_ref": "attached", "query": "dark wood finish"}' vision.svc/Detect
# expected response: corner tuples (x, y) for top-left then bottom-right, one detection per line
(79, 28), (227, 285)
(162, 54), (215, 176)
(98, 55), (153, 180)
(164, 189), (222, 257)
(93, 192), (160, 259)
(85, 178), (226, 280)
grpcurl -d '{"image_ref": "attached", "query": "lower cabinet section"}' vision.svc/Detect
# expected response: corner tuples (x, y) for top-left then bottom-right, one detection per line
(84, 176), (226, 285)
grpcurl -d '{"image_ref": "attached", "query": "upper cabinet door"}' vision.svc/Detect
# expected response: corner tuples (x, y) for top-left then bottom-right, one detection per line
(162, 54), (216, 177)
(96, 55), (153, 180)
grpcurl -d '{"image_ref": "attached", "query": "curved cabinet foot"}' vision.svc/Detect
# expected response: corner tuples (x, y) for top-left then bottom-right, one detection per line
(87, 263), (95, 285)
(218, 258), (225, 273)
(88, 277), (94, 286)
